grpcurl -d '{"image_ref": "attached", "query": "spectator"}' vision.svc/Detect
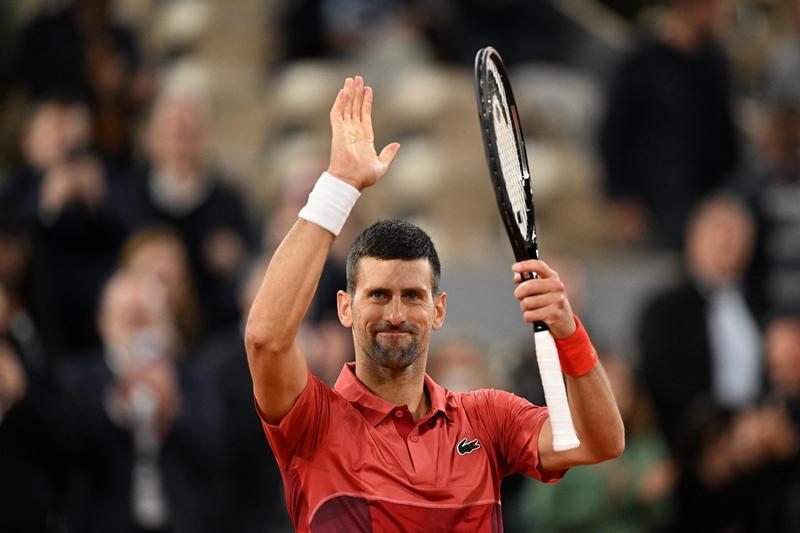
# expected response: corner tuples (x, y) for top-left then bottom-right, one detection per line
(519, 355), (674, 533)
(639, 193), (763, 530)
(744, 98), (800, 314)
(428, 336), (496, 393)
(14, 0), (152, 162)
(744, 313), (800, 531)
(760, 0), (800, 107)
(641, 193), (762, 448)
(192, 257), (292, 533)
(0, 95), (130, 355)
(131, 86), (258, 334)
(61, 271), (223, 533)
(666, 313), (800, 532)
(0, 216), (42, 359)
(0, 280), (75, 533)
(599, 0), (739, 248)
(119, 226), (200, 352)
(276, 0), (418, 61)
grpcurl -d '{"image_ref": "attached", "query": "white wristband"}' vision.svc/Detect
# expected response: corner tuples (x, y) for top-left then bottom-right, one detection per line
(298, 172), (361, 236)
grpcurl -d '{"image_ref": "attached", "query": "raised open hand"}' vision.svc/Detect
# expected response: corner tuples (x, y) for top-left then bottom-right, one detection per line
(327, 76), (400, 191)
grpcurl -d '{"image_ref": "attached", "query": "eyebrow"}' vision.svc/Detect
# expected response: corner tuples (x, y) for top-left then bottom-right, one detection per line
(362, 285), (431, 295)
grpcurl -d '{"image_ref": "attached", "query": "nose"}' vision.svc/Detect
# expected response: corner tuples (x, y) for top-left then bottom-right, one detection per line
(384, 295), (406, 326)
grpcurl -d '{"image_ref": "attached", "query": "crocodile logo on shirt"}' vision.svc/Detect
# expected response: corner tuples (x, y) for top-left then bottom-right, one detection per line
(456, 437), (481, 455)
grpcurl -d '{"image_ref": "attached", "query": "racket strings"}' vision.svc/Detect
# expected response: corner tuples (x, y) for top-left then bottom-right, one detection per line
(487, 59), (529, 239)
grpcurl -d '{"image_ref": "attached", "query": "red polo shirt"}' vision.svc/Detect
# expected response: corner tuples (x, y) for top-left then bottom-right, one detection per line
(260, 363), (565, 532)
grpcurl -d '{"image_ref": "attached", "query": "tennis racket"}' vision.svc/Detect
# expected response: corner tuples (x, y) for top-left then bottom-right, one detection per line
(474, 47), (579, 451)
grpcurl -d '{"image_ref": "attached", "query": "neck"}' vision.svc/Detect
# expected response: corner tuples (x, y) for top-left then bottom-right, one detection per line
(355, 356), (430, 422)
(688, 262), (739, 290)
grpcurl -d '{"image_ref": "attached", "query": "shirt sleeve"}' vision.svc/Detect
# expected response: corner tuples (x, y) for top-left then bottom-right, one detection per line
(255, 372), (334, 470)
(475, 389), (567, 484)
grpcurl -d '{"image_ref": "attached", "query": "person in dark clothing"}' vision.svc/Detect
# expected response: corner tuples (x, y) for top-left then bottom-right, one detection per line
(745, 313), (800, 533)
(640, 193), (762, 450)
(192, 258), (293, 533)
(61, 270), (223, 533)
(0, 95), (130, 355)
(15, 0), (151, 163)
(743, 98), (800, 316)
(599, 0), (739, 248)
(639, 194), (764, 531)
(0, 280), (76, 533)
(130, 87), (258, 334)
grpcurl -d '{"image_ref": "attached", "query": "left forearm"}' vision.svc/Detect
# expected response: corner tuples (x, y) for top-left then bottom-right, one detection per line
(566, 361), (625, 462)
(512, 260), (625, 468)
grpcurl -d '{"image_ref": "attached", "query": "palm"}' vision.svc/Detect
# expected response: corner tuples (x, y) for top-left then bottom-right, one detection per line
(327, 77), (399, 191)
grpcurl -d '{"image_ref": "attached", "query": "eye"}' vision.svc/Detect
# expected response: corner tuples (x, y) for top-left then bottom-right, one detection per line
(403, 290), (423, 301)
(369, 290), (387, 300)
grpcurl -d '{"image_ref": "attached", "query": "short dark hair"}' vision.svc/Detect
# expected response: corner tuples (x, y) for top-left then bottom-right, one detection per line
(346, 220), (441, 294)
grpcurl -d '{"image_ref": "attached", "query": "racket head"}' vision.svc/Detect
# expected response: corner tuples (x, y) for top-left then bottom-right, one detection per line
(474, 47), (539, 263)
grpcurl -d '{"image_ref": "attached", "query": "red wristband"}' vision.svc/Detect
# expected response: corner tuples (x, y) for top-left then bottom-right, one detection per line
(553, 315), (597, 377)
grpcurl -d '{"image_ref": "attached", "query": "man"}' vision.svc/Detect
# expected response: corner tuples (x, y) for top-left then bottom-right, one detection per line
(131, 85), (257, 333)
(639, 193), (762, 531)
(246, 76), (624, 532)
(61, 270), (223, 533)
(599, 0), (738, 248)
(640, 193), (762, 453)
(0, 94), (129, 354)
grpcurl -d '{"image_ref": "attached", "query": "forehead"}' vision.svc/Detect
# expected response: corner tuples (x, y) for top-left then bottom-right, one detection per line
(353, 257), (433, 292)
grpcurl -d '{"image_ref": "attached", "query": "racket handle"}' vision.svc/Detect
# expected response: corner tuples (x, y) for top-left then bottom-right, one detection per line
(534, 330), (580, 451)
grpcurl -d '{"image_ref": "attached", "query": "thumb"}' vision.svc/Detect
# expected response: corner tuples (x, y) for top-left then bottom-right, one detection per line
(378, 143), (400, 166)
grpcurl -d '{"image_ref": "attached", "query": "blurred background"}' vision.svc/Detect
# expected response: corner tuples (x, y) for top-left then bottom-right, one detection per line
(0, 0), (799, 531)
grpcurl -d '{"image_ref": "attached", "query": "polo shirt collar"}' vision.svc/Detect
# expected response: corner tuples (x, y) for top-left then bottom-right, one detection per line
(334, 362), (453, 426)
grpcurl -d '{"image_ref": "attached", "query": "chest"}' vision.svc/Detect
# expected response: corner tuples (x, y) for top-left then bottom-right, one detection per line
(302, 409), (499, 502)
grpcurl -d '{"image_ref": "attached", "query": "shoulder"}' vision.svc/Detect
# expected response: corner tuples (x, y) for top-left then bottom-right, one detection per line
(643, 280), (704, 315)
(455, 388), (541, 420)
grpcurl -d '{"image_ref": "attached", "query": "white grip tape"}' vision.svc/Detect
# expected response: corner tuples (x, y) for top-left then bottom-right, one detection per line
(534, 330), (581, 451)
(298, 172), (361, 236)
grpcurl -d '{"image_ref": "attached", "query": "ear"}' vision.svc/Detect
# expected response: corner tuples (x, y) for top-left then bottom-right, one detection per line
(432, 291), (447, 330)
(337, 290), (352, 328)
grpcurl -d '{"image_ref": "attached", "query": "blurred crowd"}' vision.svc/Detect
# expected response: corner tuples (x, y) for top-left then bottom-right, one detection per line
(0, 0), (799, 532)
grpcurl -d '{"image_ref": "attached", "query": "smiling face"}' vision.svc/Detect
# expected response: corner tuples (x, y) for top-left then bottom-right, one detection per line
(337, 258), (446, 373)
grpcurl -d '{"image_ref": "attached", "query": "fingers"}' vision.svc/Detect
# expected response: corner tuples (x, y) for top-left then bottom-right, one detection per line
(332, 76), (372, 124)
(513, 264), (575, 334)
(512, 259), (558, 279)
(343, 77), (354, 120)
(330, 88), (345, 123)
(514, 277), (565, 300)
(352, 76), (364, 121)
(362, 85), (373, 127)
(518, 291), (564, 312)
(378, 143), (401, 166)
(521, 303), (572, 326)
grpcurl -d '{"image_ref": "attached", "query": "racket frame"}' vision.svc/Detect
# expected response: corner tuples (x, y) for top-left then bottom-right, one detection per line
(474, 46), (580, 451)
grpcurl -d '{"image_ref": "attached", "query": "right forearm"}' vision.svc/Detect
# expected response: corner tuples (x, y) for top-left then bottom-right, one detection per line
(245, 219), (334, 353)
(244, 75), (397, 423)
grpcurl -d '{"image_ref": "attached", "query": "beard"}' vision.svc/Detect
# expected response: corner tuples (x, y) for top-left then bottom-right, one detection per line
(362, 322), (422, 370)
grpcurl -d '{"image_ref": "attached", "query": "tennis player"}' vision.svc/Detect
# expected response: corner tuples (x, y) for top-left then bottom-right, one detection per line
(245, 76), (624, 532)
